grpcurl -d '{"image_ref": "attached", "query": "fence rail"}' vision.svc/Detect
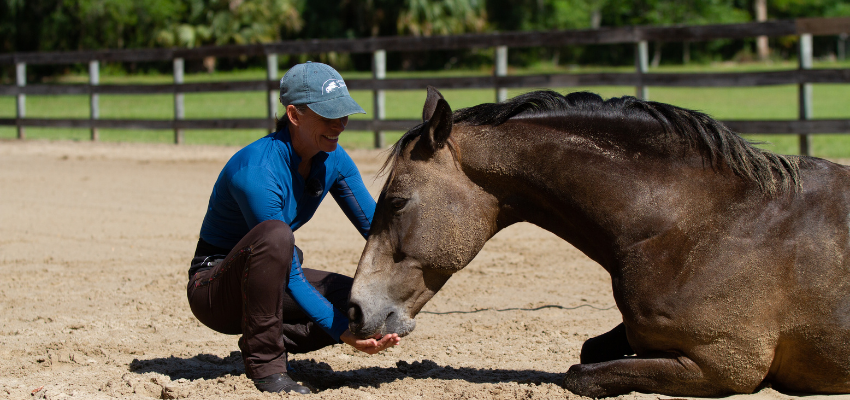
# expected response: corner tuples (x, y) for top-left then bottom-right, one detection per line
(3, 118), (848, 136)
(2, 69), (850, 97)
(2, 16), (849, 153)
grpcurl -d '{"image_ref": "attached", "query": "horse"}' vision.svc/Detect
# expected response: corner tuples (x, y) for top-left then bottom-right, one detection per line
(346, 86), (850, 397)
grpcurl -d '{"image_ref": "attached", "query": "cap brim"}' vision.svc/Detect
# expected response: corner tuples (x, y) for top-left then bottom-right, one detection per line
(307, 96), (366, 119)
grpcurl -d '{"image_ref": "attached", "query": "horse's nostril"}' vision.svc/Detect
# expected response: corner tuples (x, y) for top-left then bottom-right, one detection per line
(348, 303), (363, 325)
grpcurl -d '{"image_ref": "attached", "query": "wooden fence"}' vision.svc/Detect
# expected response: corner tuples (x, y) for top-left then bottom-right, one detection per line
(1, 17), (849, 153)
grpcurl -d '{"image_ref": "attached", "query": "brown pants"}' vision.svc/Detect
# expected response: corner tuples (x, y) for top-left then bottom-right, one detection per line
(187, 220), (352, 379)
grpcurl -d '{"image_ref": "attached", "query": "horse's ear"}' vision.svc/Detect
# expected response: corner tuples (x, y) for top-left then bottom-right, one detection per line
(422, 86), (445, 122)
(422, 98), (452, 153)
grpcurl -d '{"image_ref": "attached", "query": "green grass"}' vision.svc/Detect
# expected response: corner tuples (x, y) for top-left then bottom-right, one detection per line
(2, 61), (849, 157)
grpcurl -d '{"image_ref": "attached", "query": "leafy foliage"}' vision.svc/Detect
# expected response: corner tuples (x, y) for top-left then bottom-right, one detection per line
(397, 0), (488, 36)
(154, 0), (302, 48)
(1, 0), (848, 80)
(6, 0), (184, 52)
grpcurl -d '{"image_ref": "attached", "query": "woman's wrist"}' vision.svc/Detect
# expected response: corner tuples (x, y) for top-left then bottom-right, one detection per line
(339, 329), (356, 346)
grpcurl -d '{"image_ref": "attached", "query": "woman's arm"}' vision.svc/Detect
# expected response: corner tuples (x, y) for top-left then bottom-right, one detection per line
(285, 250), (400, 353)
(229, 166), (287, 228)
(285, 249), (349, 341)
(330, 150), (376, 239)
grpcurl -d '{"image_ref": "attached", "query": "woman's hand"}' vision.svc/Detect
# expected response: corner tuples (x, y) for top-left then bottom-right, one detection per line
(340, 329), (400, 354)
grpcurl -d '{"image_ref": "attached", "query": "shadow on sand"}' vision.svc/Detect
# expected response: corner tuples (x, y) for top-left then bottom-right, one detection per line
(128, 355), (809, 397)
(129, 354), (564, 390)
(129, 352), (245, 381)
(291, 358), (566, 391)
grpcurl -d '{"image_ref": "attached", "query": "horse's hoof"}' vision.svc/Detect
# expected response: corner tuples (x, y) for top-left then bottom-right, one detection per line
(563, 364), (608, 398)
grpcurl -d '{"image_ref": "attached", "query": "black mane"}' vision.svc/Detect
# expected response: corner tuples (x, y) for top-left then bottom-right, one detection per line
(385, 90), (803, 195)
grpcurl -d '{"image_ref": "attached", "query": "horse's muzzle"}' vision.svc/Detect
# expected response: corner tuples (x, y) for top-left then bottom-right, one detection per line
(347, 299), (416, 338)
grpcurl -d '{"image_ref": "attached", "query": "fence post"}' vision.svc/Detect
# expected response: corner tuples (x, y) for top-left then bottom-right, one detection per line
(89, 60), (100, 141)
(372, 49), (386, 149)
(266, 54), (278, 132)
(635, 41), (649, 100)
(495, 45), (508, 102)
(173, 58), (185, 145)
(798, 33), (813, 156)
(15, 62), (25, 139)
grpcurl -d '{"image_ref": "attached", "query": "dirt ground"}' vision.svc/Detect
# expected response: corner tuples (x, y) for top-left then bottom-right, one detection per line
(1, 139), (849, 400)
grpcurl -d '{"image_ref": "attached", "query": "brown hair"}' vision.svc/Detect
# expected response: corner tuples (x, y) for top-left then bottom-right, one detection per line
(275, 104), (310, 132)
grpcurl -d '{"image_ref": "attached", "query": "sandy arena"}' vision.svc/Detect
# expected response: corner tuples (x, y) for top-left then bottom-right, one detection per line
(2, 139), (849, 400)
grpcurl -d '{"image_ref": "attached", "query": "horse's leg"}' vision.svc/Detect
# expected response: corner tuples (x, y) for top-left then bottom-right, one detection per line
(580, 323), (634, 364)
(563, 354), (742, 398)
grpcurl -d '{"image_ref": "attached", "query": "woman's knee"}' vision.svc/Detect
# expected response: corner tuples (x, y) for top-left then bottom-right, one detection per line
(240, 220), (295, 282)
(250, 220), (294, 256)
(254, 220), (294, 243)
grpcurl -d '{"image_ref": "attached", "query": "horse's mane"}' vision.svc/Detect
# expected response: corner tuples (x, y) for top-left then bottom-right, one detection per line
(383, 90), (804, 195)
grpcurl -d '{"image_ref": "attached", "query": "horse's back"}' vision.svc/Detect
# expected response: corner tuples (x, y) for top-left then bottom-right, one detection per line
(800, 156), (850, 191)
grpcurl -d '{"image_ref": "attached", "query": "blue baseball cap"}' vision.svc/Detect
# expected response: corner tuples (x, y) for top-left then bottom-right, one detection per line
(279, 62), (366, 119)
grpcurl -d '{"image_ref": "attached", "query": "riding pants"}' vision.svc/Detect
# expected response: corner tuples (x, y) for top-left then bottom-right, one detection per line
(186, 219), (352, 379)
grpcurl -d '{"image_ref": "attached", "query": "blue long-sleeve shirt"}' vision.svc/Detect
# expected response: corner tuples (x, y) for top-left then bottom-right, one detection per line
(198, 127), (375, 341)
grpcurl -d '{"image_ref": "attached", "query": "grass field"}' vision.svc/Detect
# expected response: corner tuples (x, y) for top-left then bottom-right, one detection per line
(1, 61), (848, 157)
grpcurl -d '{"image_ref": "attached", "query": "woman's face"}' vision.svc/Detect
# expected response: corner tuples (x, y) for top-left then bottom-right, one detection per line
(288, 105), (349, 157)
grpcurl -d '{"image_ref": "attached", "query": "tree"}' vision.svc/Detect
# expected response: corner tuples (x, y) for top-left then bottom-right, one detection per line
(396, 0), (488, 36)
(486, 0), (597, 32)
(152, 0), (302, 72)
(154, 0), (302, 48)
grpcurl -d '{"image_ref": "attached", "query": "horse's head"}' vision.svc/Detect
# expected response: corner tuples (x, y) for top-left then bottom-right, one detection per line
(348, 87), (500, 338)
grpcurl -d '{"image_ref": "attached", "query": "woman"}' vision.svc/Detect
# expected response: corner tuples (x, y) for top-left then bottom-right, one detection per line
(187, 62), (399, 394)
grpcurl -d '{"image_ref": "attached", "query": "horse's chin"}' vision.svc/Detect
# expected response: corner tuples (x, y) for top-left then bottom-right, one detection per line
(362, 316), (416, 338)
(351, 313), (417, 339)
(389, 317), (416, 338)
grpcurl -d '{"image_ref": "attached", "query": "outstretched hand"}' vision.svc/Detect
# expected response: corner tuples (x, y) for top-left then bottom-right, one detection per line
(340, 329), (400, 354)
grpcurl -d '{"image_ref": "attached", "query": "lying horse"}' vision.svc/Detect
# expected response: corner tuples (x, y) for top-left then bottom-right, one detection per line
(347, 86), (850, 397)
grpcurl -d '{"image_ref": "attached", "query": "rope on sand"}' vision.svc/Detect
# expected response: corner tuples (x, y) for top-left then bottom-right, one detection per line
(420, 303), (616, 315)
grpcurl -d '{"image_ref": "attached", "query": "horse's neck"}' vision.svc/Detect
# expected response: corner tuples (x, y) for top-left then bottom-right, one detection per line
(456, 123), (690, 269)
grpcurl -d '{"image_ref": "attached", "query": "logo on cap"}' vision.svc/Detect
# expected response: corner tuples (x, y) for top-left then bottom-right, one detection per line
(322, 79), (347, 95)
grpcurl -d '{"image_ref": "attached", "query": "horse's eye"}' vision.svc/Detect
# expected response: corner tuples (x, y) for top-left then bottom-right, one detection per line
(388, 197), (408, 212)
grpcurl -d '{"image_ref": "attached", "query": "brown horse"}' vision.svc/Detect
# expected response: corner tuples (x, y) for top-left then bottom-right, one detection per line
(347, 86), (850, 397)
